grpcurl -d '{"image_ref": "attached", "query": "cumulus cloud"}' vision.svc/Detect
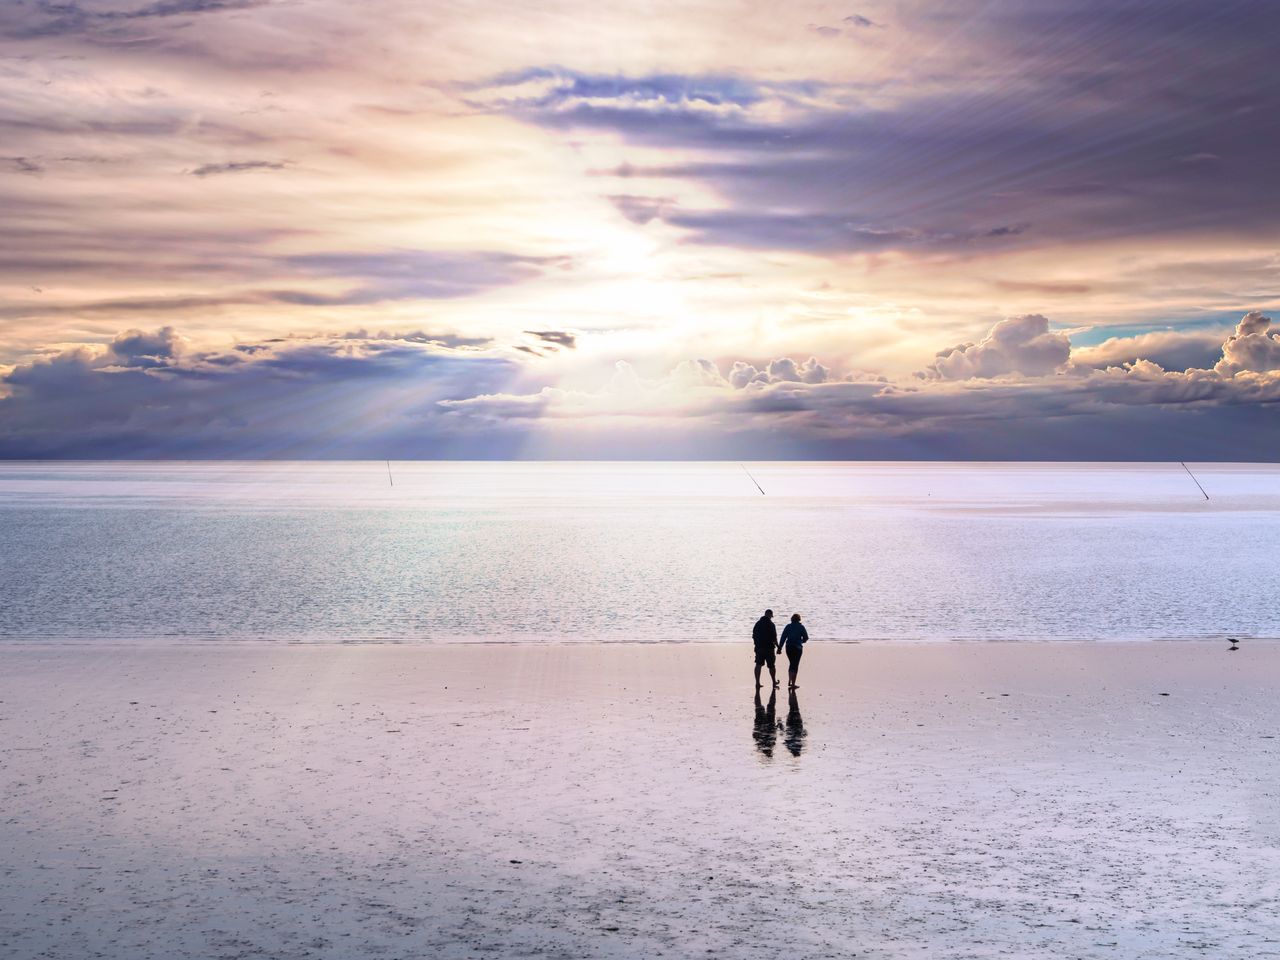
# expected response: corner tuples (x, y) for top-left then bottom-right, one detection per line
(669, 358), (729, 388)
(440, 354), (840, 422)
(7, 312), (1280, 459)
(769, 357), (829, 384)
(436, 310), (1280, 457)
(922, 314), (1071, 380)
(724, 357), (829, 388)
(1216, 311), (1280, 375)
(108, 326), (188, 368)
(1072, 329), (1227, 372)
(727, 361), (768, 389)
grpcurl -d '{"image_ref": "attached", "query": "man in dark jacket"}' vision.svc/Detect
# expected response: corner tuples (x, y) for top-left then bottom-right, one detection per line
(752, 609), (778, 689)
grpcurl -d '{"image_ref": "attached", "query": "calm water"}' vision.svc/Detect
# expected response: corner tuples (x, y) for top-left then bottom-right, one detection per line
(0, 461), (1277, 642)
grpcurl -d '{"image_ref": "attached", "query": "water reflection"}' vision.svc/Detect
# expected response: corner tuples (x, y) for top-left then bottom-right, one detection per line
(784, 689), (806, 757)
(753, 690), (778, 758)
(5, 463), (1278, 642)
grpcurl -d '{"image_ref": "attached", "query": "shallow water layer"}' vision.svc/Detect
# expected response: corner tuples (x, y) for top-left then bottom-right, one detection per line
(2, 643), (1278, 960)
(0, 461), (1277, 641)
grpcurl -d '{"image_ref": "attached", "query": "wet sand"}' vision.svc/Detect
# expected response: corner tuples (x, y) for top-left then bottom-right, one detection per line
(3, 641), (1279, 959)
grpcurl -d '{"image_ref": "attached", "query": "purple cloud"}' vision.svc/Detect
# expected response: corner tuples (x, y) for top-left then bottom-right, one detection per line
(482, 3), (1280, 254)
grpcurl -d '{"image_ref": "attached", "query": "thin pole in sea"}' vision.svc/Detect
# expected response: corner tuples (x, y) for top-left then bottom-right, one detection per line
(1179, 461), (1209, 500)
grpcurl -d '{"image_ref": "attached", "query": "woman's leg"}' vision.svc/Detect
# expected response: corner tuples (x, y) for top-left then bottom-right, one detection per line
(788, 645), (803, 687)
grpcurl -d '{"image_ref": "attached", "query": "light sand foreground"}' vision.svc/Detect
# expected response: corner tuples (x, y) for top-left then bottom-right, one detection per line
(2, 642), (1279, 959)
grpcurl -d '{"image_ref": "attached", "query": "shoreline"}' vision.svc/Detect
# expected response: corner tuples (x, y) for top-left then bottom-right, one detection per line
(0, 635), (1264, 646)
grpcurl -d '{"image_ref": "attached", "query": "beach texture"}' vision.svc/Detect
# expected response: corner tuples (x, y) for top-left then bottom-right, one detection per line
(3, 641), (1279, 959)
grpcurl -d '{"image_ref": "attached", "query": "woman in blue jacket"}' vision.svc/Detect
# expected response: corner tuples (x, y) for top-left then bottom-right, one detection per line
(778, 613), (809, 689)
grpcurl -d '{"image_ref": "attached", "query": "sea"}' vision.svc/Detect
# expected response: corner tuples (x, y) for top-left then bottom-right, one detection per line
(0, 461), (1276, 642)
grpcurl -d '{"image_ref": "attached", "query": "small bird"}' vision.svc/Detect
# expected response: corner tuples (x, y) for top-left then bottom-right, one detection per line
(1228, 637), (1239, 651)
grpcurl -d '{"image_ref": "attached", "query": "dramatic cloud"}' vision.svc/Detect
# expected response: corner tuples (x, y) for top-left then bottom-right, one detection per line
(482, 2), (1280, 255)
(107, 326), (188, 367)
(1215, 312), (1280, 376)
(0, 329), (524, 457)
(2, 0), (1280, 457)
(922, 315), (1071, 380)
(727, 357), (829, 388)
(5, 313), (1280, 458)
(1072, 329), (1228, 373)
(436, 311), (1280, 457)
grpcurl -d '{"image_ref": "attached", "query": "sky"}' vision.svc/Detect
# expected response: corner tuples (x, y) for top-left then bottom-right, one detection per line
(1, 0), (1279, 458)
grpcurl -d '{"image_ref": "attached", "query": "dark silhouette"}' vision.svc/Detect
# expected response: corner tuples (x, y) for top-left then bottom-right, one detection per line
(778, 613), (809, 689)
(784, 689), (806, 757)
(752, 609), (778, 688)
(752, 689), (778, 758)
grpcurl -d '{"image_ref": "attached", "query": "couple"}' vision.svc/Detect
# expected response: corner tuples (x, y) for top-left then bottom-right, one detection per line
(752, 609), (808, 690)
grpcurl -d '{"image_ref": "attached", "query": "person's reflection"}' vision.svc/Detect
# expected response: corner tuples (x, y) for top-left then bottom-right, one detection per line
(784, 689), (806, 757)
(753, 690), (778, 758)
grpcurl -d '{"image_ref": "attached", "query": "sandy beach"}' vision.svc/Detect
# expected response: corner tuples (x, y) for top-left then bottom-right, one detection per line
(3, 641), (1279, 959)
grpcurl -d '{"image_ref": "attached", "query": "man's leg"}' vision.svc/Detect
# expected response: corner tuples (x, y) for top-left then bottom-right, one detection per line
(754, 659), (763, 687)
